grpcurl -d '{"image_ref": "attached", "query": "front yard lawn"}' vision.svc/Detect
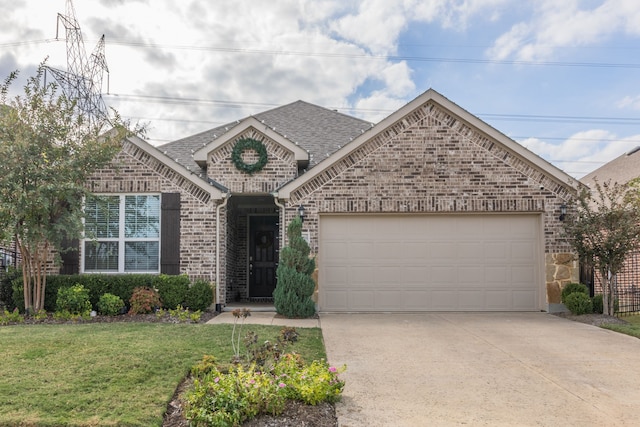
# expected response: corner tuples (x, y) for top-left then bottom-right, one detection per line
(602, 314), (640, 338)
(0, 322), (325, 426)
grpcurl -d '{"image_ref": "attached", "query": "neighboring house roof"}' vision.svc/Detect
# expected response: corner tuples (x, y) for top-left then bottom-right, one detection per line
(159, 100), (373, 174)
(580, 146), (640, 187)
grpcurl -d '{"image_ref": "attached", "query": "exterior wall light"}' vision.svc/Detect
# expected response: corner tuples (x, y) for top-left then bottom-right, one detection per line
(298, 205), (305, 223)
(559, 204), (567, 221)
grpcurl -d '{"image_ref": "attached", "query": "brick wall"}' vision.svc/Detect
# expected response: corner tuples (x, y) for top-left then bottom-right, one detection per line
(207, 129), (298, 193)
(87, 139), (218, 282)
(281, 100), (576, 306)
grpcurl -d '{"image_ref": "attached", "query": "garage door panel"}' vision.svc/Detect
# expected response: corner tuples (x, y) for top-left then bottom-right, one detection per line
(432, 290), (458, 310)
(459, 290), (485, 310)
(349, 291), (375, 310)
(350, 266), (373, 286)
(512, 290), (537, 310)
(459, 266), (484, 284)
(319, 214), (541, 312)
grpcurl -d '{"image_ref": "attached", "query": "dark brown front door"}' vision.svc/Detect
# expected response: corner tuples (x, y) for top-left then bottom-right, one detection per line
(249, 215), (278, 299)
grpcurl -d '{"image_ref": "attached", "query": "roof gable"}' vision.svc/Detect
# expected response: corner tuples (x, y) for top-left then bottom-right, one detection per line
(278, 89), (579, 200)
(193, 117), (309, 168)
(159, 100), (372, 174)
(122, 134), (223, 201)
(580, 146), (640, 187)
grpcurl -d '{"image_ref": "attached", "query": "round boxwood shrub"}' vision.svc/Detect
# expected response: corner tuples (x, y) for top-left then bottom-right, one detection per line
(97, 293), (125, 316)
(185, 280), (214, 311)
(56, 284), (92, 315)
(561, 282), (589, 304)
(564, 292), (593, 315)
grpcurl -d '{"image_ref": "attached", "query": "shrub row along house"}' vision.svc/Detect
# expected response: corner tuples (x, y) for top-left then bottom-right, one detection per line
(61, 89), (580, 312)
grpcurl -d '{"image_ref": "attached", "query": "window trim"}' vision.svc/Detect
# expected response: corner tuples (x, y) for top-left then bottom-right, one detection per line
(81, 193), (161, 274)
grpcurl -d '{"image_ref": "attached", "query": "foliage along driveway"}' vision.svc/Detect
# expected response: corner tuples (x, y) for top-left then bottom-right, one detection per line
(320, 312), (640, 426)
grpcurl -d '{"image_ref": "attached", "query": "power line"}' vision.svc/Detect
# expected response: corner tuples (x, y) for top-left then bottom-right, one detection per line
(6, 37), (640, 70)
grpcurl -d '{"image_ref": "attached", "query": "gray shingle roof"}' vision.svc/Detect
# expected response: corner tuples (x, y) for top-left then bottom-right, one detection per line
(158, 100), (373, 175)
(580, 146), (640, 187)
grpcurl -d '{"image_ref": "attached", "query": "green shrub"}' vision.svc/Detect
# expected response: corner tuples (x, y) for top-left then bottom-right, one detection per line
(184, 353), (346, 425)
(97, 293), (125, 316)
(561, 283), (589, 304)
(0, 308), (24, 325)
(128, 287), (161, 314)
(564, 292), (593, 315)
(56, 284), (92, 315)
(185, 279), (213, 311)
(154, 274), (189, 309)
(592, 294), (603, 314)
(273, 217), (316, 318)
(0, 266), (20, 310)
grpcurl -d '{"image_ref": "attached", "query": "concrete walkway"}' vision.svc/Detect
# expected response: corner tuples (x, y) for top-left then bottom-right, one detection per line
(320, 312), (640, 427)
(206, 311), (320, 328)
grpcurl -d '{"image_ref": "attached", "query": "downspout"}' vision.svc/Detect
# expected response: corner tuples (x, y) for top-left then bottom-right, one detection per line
(272, 192), (286, 249)
(215, 192), (230, 312)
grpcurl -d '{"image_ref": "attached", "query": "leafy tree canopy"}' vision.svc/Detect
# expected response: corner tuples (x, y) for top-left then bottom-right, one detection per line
(0, 62), (142, 312)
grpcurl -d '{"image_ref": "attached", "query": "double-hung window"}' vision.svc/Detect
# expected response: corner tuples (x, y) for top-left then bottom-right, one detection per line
(83, 194), (160, 273)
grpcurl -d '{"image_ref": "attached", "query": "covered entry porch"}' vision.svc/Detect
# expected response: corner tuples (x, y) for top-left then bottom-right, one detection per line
(224, 195), (281, 303)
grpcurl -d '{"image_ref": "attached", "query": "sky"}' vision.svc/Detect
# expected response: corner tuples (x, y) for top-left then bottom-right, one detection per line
(1, 0), (640, 178)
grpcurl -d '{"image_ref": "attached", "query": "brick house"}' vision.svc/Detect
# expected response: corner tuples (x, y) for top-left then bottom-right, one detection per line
(580, 147), (640, 312)
(70, 89), (579, 312)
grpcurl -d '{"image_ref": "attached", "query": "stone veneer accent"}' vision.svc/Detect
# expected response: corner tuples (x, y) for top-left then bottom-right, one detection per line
(546, 253), (580, 304)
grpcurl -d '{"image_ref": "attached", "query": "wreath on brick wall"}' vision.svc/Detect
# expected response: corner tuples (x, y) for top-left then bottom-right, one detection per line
(231, 138), (268, 175)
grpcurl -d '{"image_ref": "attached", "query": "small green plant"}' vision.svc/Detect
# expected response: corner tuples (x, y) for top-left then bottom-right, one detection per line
(0, 308), (24, 325)
(243, 327), (299, 368)
(56, 284), (92, 316)
(565, 292), (594, 315)
(189, 310), (202, 323)
(168, 305), (190, 322)
(273, 355), (346, 405)
(185, 279), (214, 311)
(184, 352), (346, 425)
(561, 283), (589, 304)
(97, 293), (125, 316)
(31, 309), (48, 321)
(128, 287), (162, 315)
(185, 363), (287, 426)
(155, 308), (166, 319)
(231, 308), (251, 362)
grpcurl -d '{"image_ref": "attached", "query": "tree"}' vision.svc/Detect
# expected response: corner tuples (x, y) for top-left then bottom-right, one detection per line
(273, 216), (316, 318)
(563, 179), (640, 315)
(0, 63), (134, 314)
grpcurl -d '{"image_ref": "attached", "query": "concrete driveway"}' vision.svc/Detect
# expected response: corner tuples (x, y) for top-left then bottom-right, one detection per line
(320, 312), (640, 426)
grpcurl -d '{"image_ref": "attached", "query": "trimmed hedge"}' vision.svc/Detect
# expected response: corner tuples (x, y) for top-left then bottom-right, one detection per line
(11, 274), (193, 313)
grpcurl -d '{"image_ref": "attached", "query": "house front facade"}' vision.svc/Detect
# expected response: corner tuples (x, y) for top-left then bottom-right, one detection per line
(74, 89), (579, 312)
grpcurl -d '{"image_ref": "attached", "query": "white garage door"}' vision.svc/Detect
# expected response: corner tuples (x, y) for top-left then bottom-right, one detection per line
(319, 214), (542, 312)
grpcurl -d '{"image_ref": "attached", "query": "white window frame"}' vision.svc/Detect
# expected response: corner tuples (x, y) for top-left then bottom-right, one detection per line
(81, 193), (161, 274)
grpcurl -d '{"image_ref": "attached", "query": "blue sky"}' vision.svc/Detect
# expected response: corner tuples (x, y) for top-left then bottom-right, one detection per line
(1, 0), (639, 178)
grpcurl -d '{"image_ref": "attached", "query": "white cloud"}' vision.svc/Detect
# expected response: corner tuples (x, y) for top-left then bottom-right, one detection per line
(487, 0), (636, 61)
(618, 94), (640, 110)
(520, 130), (640, 178)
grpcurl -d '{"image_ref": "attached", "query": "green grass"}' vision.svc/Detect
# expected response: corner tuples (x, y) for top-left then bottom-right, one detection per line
(0, 323), (325, 426)
(602, 314), (640, 338)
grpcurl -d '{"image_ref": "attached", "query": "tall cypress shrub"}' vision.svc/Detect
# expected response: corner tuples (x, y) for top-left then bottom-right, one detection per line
(273, 216), (316, 318)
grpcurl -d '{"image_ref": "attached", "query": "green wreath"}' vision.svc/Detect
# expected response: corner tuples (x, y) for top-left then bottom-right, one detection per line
(231, 138), (268, 175)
